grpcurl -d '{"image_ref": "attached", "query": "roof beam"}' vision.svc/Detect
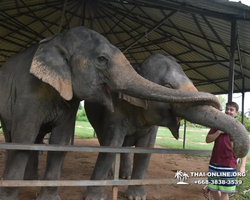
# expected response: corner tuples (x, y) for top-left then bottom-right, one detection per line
(192, 14), (217, 60)
(100, 1), (159, 61)
(1, 11), (44, 39)
(110, 0), (234, 20)
(0, 22), (40, 42)
(19, 0), (54, 35)
(179, 59), (232, 64)
(122, 10), (177, 52)
(194, 75), (243, 86)
(0, 36), (27, 48)
(97, 3), (138, 61)
(107, 5), (137, 34)
(201, 15), (231, 56)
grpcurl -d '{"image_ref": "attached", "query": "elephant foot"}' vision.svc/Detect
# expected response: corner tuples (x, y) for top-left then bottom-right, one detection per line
(125, 185), (147, 200)
(119, 153), (132, 179)
(83, 186), (107, 200)
(36, 187), (61, 200)
(119, 167), (131, 179)
(0, 187), (19, 200)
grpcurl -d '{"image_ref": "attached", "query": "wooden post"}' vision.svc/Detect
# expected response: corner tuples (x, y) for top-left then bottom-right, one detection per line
(113, 153), (120, 200)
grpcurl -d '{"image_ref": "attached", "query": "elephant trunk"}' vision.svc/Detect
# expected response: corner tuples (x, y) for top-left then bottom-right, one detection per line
(172, 104), (249, 158)
(108, 62), (221, 109)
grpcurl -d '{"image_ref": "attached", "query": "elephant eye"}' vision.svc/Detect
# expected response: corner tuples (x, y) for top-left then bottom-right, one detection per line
(165, 83), (172, 88)
(97, 56), (108, 65)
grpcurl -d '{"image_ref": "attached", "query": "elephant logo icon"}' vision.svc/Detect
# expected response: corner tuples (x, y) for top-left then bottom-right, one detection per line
(174, 170), (189, 184)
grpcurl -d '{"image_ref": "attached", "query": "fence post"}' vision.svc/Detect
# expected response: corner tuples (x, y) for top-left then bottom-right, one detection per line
(112, 153), (120, 200)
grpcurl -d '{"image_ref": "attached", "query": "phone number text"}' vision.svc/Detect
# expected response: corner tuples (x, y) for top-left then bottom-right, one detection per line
(194, 180), (242, 185)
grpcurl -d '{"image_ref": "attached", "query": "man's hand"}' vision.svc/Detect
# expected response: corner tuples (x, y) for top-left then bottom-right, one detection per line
(206, 130), (224, 143)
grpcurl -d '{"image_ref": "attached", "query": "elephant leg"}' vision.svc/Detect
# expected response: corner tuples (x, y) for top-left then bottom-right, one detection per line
(119, 153), (132, 179)
(24, 134), (45, 180)
(125, 126), (158, 200)
(36, 123), (74, 200)
(84, 152), (116, 200)
(24, 151), (39, 180)
(0, 118), (40, 200)
(0, 150), (31, 200)
(84, 129), (126, 200)
(108, 153), (132, 179)
(36, 151), (67, 200)
(1, 120), (11, 143)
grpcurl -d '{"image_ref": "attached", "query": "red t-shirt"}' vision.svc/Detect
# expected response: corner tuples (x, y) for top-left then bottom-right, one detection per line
(209, 128), (237, 169)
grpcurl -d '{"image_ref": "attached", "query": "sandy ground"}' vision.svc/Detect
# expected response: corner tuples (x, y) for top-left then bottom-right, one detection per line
(0, 135), (210, 200)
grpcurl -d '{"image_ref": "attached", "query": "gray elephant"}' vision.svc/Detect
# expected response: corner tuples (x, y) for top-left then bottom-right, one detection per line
(84, 54), (250, 200)
(0, 26), (226, 200)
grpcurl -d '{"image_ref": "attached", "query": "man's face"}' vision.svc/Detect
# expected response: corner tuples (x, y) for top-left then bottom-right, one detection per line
(225, 105), (238, 118)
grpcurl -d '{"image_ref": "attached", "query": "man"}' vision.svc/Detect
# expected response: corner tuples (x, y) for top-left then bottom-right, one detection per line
(205, 102), (247, 200)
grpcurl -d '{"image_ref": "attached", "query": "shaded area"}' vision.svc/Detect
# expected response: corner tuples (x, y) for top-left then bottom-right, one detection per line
(0, 0), (250, 94)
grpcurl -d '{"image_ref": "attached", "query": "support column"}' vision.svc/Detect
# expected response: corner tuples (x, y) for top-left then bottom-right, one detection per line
(183, 120), (187, 149)
(241, 77), (245, 124)
(228, 20), (237, 102)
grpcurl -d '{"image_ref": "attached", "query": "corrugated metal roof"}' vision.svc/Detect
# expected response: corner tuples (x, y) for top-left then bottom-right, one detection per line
(1, 0), (250, 94)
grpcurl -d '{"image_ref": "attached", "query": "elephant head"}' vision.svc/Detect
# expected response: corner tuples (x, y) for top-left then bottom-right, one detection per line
(30, 26), (220, 114)
(137, 55), (197, 139)
(135, 54), (249, 158)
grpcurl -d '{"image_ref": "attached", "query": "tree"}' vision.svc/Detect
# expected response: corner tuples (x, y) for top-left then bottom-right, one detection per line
(236, 111), (250, 132)
(76, 109), (88, 121)
(217, 95), (226, 110)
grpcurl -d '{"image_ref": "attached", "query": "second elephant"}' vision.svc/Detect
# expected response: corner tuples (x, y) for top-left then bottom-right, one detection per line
(84, 54), (249, 200)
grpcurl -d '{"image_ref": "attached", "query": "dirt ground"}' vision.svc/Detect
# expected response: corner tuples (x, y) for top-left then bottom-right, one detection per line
(0, 135), (211, 200)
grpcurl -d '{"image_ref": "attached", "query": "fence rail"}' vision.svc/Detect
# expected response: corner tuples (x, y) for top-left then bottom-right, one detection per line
(0, 143), (212, 154)
(0, 143), (211, 200)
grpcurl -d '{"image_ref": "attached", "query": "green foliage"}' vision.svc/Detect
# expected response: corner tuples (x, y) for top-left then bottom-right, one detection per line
(217, 95), (226, 110)
(76, 109), (88, 122)
(231, 164), (250, 200)
(236, 112), (250, 132)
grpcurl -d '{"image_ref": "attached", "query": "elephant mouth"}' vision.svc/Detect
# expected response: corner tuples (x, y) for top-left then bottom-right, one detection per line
(102, 85), (114, 112)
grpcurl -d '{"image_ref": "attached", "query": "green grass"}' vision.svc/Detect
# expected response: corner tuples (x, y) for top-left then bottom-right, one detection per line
(75, 121), (95, 138)
(156, 126), (214, 149)
(232, 164), (250, 199)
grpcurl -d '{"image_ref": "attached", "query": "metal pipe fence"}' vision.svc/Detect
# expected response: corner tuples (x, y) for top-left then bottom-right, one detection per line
(0, 143), (211, 200)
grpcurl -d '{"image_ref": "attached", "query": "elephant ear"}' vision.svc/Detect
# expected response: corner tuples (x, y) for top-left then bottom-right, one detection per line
(30, 35), (73, 100)
(119, 93), (148, 110)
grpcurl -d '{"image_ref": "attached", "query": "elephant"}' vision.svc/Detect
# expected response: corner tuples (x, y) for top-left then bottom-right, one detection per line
(84, 54), (250, 200)
(0, 26), (226, 200)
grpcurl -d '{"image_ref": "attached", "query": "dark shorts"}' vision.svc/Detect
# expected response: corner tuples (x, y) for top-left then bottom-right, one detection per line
(207, 163), (236, 193)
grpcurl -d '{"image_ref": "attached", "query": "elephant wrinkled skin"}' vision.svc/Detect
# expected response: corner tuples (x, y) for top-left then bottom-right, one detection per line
(84, 54), (249, 200)
(0, 27), (223, 200)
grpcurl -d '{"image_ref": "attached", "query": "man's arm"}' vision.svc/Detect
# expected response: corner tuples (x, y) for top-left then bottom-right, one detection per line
(238, 156), (247, 173)
(205, 130), (224, 143)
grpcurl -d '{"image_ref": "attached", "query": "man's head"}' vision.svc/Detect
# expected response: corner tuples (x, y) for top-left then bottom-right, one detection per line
(225, 102), (239, 118)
